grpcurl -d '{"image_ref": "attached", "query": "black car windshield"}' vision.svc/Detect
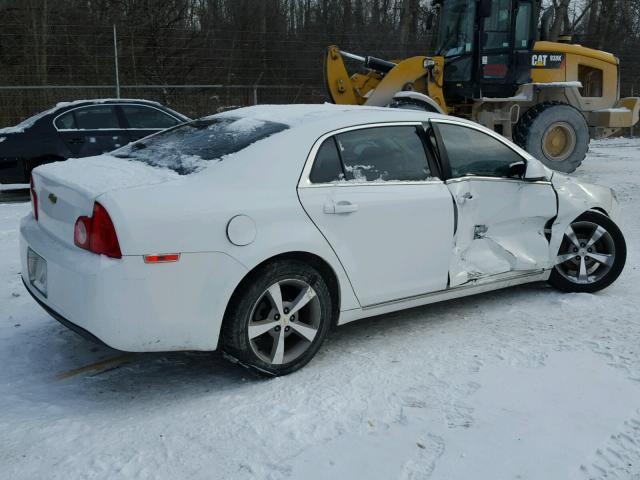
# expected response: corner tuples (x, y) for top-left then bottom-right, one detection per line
(113, 117), (289, 175)
(436, 0), (475, 57)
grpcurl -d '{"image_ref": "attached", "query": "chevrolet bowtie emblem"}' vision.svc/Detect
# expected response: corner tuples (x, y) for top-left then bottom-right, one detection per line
(48, 193), (57, 204)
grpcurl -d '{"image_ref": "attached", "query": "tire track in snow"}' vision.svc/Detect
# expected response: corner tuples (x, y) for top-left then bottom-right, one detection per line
(55, 354), (134, 380)
(579, 410), (640, 479)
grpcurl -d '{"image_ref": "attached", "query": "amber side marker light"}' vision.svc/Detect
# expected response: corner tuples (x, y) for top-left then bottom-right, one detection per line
(143, 254), (180, 264)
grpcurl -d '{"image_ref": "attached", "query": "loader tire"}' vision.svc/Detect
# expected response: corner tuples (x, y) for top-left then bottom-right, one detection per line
(389, 97), (443, 113)
(513, 102), (589, 173)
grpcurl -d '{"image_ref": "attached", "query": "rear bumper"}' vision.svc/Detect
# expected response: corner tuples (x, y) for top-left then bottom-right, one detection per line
(20, 215), (248, 352)
(22, 277), (109, 346)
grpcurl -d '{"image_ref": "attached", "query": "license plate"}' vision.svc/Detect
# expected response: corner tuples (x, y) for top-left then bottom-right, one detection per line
(27, 248), (47, 297)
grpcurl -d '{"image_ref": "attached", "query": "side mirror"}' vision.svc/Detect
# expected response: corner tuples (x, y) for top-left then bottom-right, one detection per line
(524, 158), (550, 181)
(508, 160), (526, 178)
(479, 0), (492, 18)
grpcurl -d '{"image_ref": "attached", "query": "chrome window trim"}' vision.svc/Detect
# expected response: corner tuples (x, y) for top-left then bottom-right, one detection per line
(446, 176), (551, 185)
(57, 128), (126, 133)
(118, 127), (165, 131)
(298, 121), (443, 189)
(300, 179), (445, 189)
(56, 128), (164, 132)
(52, 103), (182, 132)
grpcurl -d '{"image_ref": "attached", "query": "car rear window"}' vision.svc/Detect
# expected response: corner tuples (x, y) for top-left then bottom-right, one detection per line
(122, 105), (182, 129)
(74, 106), (120, 129)
(113, 117), (289, 175)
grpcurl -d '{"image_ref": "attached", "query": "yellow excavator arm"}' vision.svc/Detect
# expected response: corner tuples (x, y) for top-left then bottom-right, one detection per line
(324, 45), (448, 113)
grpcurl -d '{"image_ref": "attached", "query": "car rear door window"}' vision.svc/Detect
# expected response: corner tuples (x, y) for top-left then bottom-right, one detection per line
(121, 105), (181, 129)
(335, 126), (430, 182)
(54, 111), (77, 130)
(309, 138), (344, 183)
(436, 123), (525, 178)
(74, 106), (120, 130)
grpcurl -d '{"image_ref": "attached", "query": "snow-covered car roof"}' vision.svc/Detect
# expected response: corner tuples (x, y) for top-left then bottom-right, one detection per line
(213, 103), (451, 130)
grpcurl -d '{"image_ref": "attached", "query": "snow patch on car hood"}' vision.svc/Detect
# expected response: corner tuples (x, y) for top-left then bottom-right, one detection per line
(0, 115), (47, 134)
(35, 155), (180, 197)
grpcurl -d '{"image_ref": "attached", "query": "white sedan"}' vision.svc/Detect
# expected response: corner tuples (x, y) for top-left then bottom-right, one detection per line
(20, 104), (626, 375)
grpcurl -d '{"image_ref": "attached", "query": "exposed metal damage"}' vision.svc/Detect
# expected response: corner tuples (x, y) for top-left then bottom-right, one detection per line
(447, 178), (557, 287)
(549, 172), (618, 267)
(444, 167), (619, 289)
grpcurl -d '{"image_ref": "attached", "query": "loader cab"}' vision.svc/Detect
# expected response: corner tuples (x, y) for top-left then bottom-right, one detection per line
(435, 0), (538, 100)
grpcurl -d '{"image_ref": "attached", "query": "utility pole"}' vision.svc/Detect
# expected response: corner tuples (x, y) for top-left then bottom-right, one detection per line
(253, 72), (264, 105)
(632, 85), (635, 138)
(113, 24), (120, 99)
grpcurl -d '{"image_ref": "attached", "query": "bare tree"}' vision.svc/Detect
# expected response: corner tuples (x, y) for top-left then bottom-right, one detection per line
(548, 0), (571, 40)
(0, 0), (638, 126)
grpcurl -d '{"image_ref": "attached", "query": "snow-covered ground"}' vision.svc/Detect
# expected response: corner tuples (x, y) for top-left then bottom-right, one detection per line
(1, 138), (640, 480)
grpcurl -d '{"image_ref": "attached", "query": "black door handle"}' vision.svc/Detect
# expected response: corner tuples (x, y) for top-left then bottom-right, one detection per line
(68, 138), (85, 145)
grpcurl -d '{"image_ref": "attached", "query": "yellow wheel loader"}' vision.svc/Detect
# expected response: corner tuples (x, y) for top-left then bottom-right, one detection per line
(325, 0), (640, 173)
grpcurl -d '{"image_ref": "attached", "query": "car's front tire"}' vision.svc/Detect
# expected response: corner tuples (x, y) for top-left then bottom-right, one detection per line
(221, 259), (333, 376)
(549, 211), (626, 293)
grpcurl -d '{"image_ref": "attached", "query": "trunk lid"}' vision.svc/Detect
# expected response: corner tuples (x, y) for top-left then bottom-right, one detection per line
(32, 155), (178, 247)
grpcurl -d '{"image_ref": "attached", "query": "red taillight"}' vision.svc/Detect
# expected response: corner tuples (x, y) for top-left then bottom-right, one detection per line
(74, 202), (122, 259)
(90, 203), (122, 258)
(30, 175), (38, 221)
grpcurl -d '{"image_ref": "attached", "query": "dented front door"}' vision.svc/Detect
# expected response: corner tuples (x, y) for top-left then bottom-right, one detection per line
(446, 178), (557, 286)
(430, 119), (557, 287)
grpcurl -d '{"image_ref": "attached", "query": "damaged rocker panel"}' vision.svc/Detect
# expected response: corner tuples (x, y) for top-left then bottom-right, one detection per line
(336, 268), (551, 324)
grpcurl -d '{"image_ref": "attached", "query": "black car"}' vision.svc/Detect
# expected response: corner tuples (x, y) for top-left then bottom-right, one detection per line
(0, 99), (190, 184)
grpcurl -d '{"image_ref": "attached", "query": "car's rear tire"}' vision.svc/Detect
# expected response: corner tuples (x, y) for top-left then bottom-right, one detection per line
(221, 259), (333, 376)
(548, 211), (626, 293)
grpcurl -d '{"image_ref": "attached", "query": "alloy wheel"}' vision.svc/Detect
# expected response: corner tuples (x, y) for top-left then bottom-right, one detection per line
(555, 220), (616, 285)
(247, 279), (322, 365)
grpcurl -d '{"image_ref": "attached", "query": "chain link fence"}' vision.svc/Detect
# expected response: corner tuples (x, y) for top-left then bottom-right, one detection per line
(0, 84), (328, 126)
(0, 22), (637, 136)
(0, 20), (438, 127)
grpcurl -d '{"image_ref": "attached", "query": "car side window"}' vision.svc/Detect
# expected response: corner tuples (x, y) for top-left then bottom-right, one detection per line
(73, 106), (120, 130)
(121, 105), (181, 129)
(54, 112), (77, 130)
(335, 126), (430, 182)
(436, 123), (525, 178)
(309, 138), (344, 183)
